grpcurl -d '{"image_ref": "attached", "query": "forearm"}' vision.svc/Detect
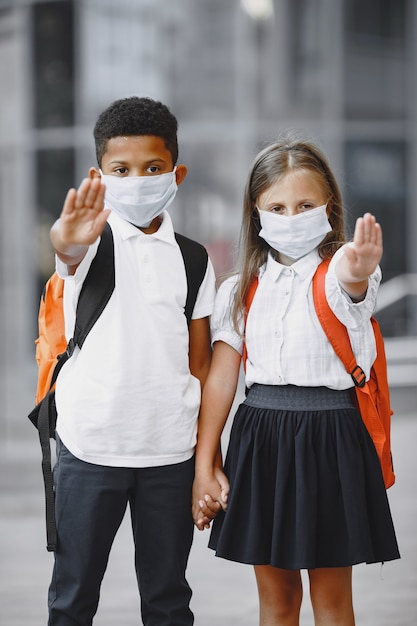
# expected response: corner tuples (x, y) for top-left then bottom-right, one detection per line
(195, 341), (240, 473)
(50, 219), (89, 271)
(195, 388), (232, 472)
(336, 256), (369, 300)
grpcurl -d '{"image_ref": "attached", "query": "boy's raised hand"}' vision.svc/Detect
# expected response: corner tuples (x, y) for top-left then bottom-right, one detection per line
(59, 177), (110, 246)
(51, 177), (110, 269)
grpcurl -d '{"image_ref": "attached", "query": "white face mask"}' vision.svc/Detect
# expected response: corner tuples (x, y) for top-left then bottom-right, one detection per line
(100, 169), (178, 227)
(258, 204), (331, 260)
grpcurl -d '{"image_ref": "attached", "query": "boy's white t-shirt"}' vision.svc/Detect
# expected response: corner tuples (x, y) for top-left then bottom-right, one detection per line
(54, 211), (216, 468)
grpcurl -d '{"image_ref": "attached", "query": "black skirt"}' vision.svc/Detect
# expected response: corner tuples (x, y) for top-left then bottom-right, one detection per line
(209, 384), (400, 570)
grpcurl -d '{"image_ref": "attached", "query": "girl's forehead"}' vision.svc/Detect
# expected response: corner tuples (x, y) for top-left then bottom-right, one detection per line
(259, 168), (326, 199)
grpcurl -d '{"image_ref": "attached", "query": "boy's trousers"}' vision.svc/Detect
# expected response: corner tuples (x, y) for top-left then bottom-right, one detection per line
(48, 437), (195, 626)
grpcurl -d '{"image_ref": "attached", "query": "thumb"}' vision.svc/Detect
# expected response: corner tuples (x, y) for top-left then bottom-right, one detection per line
(214, 467), (230, 508)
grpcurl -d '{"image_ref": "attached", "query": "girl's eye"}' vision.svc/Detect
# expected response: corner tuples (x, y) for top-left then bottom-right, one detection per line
(270, 206), (284, 213)
(299, 204), (315, 212)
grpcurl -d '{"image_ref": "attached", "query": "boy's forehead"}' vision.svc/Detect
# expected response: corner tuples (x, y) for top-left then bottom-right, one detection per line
(104, 134), (172, 163)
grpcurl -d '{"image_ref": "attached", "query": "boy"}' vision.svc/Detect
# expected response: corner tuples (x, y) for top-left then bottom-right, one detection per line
(46, 96), (220, 625)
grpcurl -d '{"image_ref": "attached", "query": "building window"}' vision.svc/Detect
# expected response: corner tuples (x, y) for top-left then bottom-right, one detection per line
(32, 1), (74, 128)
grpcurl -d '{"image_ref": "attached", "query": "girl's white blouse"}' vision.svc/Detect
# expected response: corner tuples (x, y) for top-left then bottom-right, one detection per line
(211, 245), (381, 390)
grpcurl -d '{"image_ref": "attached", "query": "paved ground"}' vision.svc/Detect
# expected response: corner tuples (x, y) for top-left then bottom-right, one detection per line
(1, 386), (416, 625)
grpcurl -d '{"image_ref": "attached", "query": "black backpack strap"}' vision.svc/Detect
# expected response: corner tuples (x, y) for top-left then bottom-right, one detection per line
(72, 222), (115, 349)
(31, 222), (115, 551)
(174, 233), (208, 326)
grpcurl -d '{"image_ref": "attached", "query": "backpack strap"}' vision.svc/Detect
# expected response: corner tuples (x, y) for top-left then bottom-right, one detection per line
(242, 276), (259, 372)
(312, 259), (394, 488)
(312, 260), (362, 384)
(69, 222), (115, 354)
(174, 232), (208, 326)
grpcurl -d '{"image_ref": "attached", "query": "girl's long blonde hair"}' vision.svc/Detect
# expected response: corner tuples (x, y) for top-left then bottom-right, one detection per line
(232, 135), (346, 332)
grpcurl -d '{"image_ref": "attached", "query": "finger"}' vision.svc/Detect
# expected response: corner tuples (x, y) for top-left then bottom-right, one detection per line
(193, 511), (212, 531)
(74, 178), (93, 209)
(94, 209), (111, 233)
(199, 496), (221, 516)
(93, 180), (106, 211)
(217, 480), (229, 506)
(220, 489), (228, 509)
(61, 187), (77, 216)
(362, 212), (377, 242)
(195, 517), (211, 531)
(214, 469), (230, 507)
(353, 216), (364, 245)
(374, 222), (383, 247)
(83, 177), (105, 210)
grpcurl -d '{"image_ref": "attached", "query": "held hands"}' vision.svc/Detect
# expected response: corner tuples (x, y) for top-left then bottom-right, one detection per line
(192, 467), (230, 531)
(336, 212), (383, 299)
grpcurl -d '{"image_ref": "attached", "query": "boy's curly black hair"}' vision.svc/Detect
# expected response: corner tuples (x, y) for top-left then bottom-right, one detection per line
(93, 96), (179, 166)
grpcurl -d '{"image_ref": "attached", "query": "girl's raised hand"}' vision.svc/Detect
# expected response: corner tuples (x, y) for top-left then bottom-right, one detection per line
(342, 212), (383, 281)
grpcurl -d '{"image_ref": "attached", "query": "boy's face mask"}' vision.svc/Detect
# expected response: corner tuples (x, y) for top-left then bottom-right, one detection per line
(258, 204), (331, 260)
(100, 169), (178, 228)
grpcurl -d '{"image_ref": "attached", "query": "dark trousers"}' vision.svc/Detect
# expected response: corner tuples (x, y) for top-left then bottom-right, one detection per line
(48, 438), (195, 626)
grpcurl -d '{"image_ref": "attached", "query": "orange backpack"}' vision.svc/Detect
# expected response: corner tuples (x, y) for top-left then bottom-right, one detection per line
(34, 274), (66, 405)
(244, 259), (395, 489)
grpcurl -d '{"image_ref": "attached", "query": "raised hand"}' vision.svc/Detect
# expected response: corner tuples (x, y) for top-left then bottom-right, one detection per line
(51, 177), (110, 269)
(343, 212), (383, 280)
(58, 177), (109, 248)
(336, 212), (383, 300)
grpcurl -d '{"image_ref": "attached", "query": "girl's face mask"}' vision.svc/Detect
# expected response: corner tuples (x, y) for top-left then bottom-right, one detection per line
(258, 204), (332, 260)
(100, 168), (178, 228)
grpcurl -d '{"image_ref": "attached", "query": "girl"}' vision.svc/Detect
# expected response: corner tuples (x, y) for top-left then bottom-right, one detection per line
(192, 136), (400, 626)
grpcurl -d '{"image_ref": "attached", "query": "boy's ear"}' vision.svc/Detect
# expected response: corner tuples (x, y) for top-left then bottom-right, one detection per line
(175, 164), (188, 186)
(89, 167), (101, 180)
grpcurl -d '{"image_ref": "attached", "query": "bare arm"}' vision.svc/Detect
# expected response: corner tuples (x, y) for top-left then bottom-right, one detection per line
(192, 340), (241, 530)
(51, 177), (110, 274)
(189, 316), (212, 387)
(336, 212), (383, 300)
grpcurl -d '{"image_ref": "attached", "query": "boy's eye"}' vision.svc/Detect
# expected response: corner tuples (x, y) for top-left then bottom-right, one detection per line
(114, 167), (128, 175)
(146, 165), (160, 174)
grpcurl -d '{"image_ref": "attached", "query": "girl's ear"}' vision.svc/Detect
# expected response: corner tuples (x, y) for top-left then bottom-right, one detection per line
(89, 167), (101, 180)
(325, 201), (332, 218)
(175, 164), (188, 186)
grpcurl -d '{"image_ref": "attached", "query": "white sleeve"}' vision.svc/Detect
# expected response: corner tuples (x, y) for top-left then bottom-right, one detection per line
(210, 275), (244, 354)
(191, 256), (216, 320)
(325, 243), (382, 331)
(55, 238), (101, 340)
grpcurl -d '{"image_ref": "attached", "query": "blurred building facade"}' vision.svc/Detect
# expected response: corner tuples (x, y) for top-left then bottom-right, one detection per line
(0, 0), (416, 429)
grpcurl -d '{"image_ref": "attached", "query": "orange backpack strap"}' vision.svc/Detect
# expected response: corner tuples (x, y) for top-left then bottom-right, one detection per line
(242, 276), (259, 371)
(312, 259), (395, 489)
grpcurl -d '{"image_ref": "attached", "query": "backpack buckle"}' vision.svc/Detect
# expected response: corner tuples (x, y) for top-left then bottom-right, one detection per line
(66, 338), (75, 358)
(350, 365), (366, 388)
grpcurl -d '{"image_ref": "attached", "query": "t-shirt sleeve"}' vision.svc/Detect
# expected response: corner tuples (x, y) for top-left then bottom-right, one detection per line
(191, 256), (216, 320)
(210, 275), (244, 354)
